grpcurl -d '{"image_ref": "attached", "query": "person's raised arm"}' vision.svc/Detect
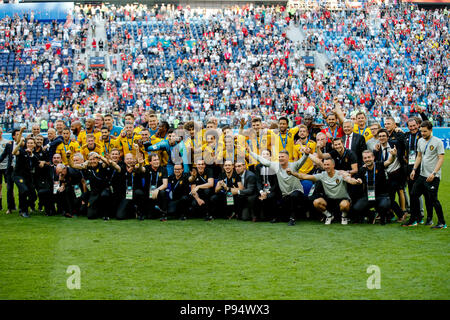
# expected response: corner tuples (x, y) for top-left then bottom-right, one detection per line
(342, 174), (363, 185)
(286, 167), (317, 182)
(384, 145), (397, 168)
(12, 137), (25, 156)
(333, 97), (345, 126)
(293, 146), (310, 171)
(248, 148), (271, 167)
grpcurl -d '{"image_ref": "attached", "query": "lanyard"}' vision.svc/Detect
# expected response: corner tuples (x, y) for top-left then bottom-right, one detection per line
(263, 166), (269, 185)
(381, 146), (389, 161)
(126, 133), (134, 151)
(279, 132), (288, 149)
(126, 171), (134, 187)
(105, 139), (111, 154)
(409, 133), (418, 151)
(423, 139), (432, 155)
(300, 138), (310, 148)
(198, 171), (207, 183)
(109, 169), (116, 184)
(249, 133), (264, 150)
(366, 165), (376, 187)
(63, 142), (69, 153)
(225, 142), (235, 161)
(224, 173), (234, 187)
(173, 177), (182, 190)
(358, 125), (367, 136)
(328, 126), (338, 139)
(151, 169), (159, 186)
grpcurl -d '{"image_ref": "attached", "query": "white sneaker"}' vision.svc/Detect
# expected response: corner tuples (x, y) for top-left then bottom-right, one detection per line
(341, 217), (348, 225)
(325, 216), (334, 225)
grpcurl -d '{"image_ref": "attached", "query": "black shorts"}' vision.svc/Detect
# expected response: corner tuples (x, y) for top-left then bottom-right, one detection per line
(388, 169), (406, 192)
(324, 197), (350, 213)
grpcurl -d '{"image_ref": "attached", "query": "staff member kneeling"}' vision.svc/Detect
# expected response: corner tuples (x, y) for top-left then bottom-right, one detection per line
(144, 153), (168, 221)
(72, 151), (111, 220)
(287, 157), (362, 225)
(353, 149), (397, 225)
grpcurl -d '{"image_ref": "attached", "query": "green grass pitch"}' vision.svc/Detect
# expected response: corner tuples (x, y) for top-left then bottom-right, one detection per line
(0, 153), (449, 300)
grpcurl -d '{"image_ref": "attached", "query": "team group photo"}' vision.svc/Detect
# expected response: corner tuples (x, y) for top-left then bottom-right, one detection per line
(0, 0), (448, 303)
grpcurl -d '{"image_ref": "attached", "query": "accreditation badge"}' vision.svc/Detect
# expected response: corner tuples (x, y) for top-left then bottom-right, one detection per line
(226, 191), (234, 206)
(85, 179), (91, 192)
(368, 185), (376, 202)
(126, 186), (133, 200)
(74, 185), (82, 198)
(53, 182), (60, 195)
(408, 150), (416, 165)
(149, 185), (156, 199)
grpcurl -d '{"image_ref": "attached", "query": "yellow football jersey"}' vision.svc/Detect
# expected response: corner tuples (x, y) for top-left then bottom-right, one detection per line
(293, 140), (317, 174)
(55, 140), (81, 165)
(353, 123), (373, 142)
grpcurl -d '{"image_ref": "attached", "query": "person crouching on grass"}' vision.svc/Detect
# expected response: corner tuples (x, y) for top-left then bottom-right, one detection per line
(286, 157), (362, 225)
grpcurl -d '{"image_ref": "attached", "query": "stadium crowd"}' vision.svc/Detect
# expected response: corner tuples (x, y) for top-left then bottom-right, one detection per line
(0, 2), (449, 130)
(0, 2), (447, 229)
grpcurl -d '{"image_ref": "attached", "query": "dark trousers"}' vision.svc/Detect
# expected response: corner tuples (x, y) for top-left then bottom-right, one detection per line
(67, 189), (89, 216)
(279, 190), (309, 220)
(167, 196), (190, 218)
(410, 176), (445, 224)
(190, 189), (212, 218)
(256, 191), (278, 221)
(116, 198), (136, 220)
(147, 189), (168, 218)
(407, 168), (429, 217)
(87, 189), (111, 219)
(6, 168), (16, 210)
(387, 170), (405, 219)
(210, 192), (239, 219)
(235, 194), (257, 221)
(133, 189), (148, 218)
(13, 175), (36, 213)
(352, 195), (391, 221)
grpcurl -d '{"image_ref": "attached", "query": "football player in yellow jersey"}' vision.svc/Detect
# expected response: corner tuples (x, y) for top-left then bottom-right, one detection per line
(202, 120), (219, 146)
(116, 121), (142, 158)
(121, 112), (149, 136)
(78, 118), (101, 146)
(147, 113), (159, 137)
(183, 121), (204, 167)
(80, 134), (104, 160)
(292, 125), (320, 197)
(275, 116), (299, 162)
(99, 126), (118, 157)
(241, 117), (273, 170)
(55, 127), (81, 165)
(218, 126), (245, 165)
(353, 111), (373, 142)
(200, 129), (223, 176)
(293, 125), (317, 174)
(149, 121), (170, 166)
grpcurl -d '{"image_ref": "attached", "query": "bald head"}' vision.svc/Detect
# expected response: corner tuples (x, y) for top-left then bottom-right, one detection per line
(47, 128), (56, 140)
(71, 121), (82, 135)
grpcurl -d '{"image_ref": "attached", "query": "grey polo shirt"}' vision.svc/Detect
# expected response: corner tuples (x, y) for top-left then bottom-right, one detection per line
(313, 171), (350, 200)
(418, 136), (445, 179)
